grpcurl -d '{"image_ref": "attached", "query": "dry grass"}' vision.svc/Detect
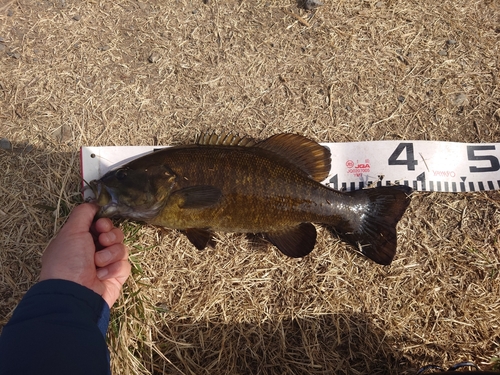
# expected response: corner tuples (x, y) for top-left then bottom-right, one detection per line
(1, 0), (500, 374)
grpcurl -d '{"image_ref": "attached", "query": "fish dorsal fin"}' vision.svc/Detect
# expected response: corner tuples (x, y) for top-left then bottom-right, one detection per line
(256, 134), (331, 182)
(196, 132), (257, 147)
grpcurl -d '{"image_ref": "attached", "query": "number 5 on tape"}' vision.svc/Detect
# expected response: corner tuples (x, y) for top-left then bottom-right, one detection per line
(324, 141), (500, 192)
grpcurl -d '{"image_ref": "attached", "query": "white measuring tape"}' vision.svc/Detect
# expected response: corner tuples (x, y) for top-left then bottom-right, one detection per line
(81, 141), (500, 198)
(324, 141), (500, 192)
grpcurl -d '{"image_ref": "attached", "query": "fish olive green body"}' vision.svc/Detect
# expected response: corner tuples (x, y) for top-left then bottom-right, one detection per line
(90, 133), (412, 264)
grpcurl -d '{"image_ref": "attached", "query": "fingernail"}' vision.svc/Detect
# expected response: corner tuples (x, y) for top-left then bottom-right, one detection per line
(97, 268), (108, 279)
(97, 250), (112, 263)
(106, 232), (116, 243)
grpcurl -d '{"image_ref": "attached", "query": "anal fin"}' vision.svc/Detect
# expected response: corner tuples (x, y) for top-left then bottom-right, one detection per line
(184, 228), (216, 250)
(264, 223), (317, 258)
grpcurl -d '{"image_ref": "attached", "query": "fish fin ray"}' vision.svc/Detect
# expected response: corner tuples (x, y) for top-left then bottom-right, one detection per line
(330, 186), (412, 265)
(171, 185), (222, 209)
(265, 223), (317, 258)
(196, 131), (257, 147)
(184, 228), (216, 250)
(256, 134), (331, 182)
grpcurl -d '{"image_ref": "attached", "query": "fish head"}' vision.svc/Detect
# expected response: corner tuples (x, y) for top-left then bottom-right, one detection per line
(89, 165), (177, 221)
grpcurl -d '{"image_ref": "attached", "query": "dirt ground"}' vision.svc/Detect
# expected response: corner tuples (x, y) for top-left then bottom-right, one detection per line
(1, 0), (499, 374)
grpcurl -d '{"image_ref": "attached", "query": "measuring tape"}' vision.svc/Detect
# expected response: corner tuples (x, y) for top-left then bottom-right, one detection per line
(81, 141), (500, 198)
(324, 141), (500, 192)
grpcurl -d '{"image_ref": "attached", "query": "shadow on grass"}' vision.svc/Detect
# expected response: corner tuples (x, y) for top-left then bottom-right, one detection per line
(150, 313), (415, 375)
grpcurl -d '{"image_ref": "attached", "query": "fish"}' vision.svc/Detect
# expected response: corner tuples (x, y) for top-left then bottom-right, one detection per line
(89, 133), (412, 265)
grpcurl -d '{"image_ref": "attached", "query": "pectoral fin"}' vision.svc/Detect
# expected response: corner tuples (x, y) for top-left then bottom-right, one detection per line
(264, 223), (317, 258)
(170, 185), (222, 209)
(184, 228), (216, 250)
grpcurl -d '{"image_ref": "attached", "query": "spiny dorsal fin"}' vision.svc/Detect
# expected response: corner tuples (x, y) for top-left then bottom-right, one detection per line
(196, 132), (256, 147)
(256, 133), (331, 182)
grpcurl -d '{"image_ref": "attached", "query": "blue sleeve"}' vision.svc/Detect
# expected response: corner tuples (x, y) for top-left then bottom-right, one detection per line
(0, 279), (111, 375)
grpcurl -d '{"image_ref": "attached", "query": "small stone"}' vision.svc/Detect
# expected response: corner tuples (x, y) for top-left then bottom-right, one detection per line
(0, 138), (12, 150)
(452, 92), (468, 106)
(302, 0), (323, 10)
(148, 51), (160, 63)
(51, 124), (72, 143)
(72, 14), (81, 21)
(99, 45), (110, 51)
(0, 37), (5, 42)
(0, 44), (5, 52)
(7, 51), (20, 59)
(446, 39), (457, 45)
(398, 95), (405, 103)
(7, 9), (13, 16)
(203, 0), (210, 4)
(21, 144), (34, 153)
(438, 49), (447, 56)
(51, 126), (63, 141)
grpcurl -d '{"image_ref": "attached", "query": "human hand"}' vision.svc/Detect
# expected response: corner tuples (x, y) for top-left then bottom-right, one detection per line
(39, 203), (131, 307)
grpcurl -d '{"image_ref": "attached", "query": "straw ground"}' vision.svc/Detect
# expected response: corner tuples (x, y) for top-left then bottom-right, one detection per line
(1, 0), (499, 374)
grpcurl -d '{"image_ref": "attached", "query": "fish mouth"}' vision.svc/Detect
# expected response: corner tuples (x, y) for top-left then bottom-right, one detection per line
(87, 179), (164, 221)
(88, 180), (122, 218)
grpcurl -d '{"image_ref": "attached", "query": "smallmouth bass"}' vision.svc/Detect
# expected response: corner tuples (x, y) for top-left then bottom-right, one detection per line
(89, 133), (412, 265)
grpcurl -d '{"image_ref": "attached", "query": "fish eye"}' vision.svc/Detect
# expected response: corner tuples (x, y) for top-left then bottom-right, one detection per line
(115, 169), (127, 180)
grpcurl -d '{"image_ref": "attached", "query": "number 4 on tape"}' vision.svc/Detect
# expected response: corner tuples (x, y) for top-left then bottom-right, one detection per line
(324, 141), (500, 192)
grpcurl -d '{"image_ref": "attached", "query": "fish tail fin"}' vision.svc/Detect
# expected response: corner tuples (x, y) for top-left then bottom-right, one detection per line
(331, 186), (412, 265)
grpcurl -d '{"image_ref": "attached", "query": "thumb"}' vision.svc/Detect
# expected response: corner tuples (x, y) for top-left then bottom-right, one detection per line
(63, 203), (100, 234)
